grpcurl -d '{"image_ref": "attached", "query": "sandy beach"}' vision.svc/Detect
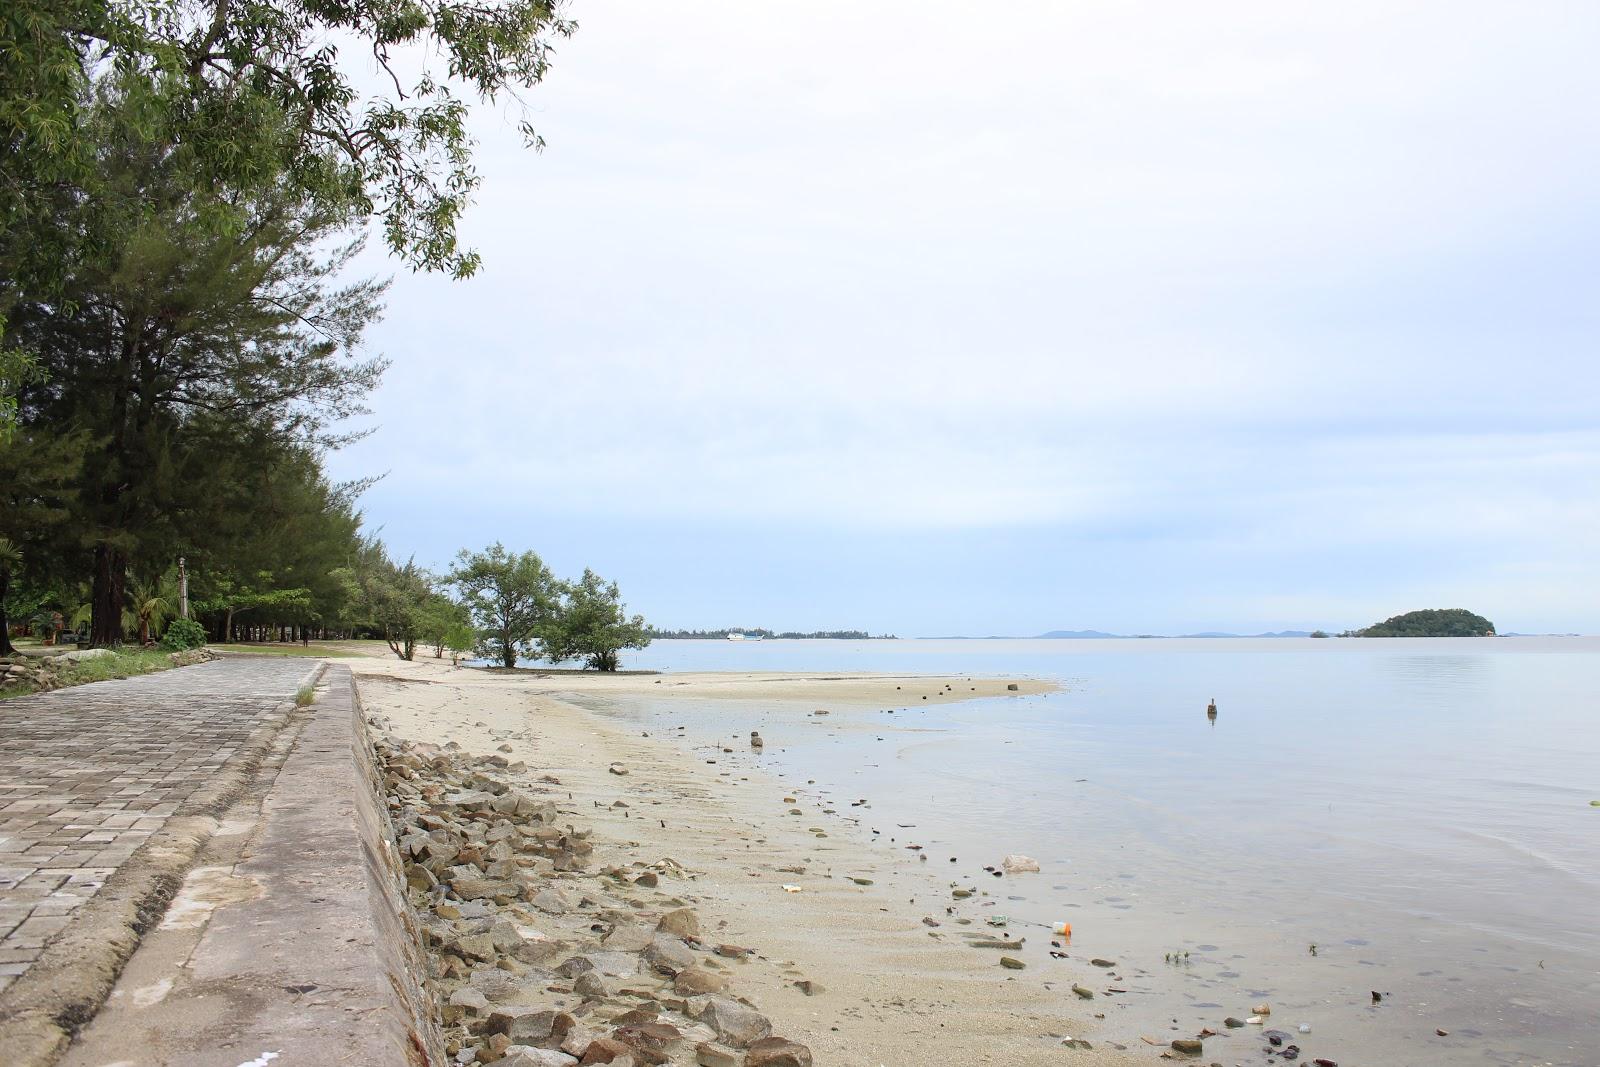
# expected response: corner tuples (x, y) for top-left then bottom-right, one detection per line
(350, 653), (1151, 1066)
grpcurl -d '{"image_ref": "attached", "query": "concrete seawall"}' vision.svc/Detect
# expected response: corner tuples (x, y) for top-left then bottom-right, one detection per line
(58, 663), (445, 1066)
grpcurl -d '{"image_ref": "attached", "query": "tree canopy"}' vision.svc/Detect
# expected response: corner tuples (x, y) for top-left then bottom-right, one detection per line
(543, 569), (651, 671)
(450, 544), (557, 668)
(1355, 609), (1497, 638)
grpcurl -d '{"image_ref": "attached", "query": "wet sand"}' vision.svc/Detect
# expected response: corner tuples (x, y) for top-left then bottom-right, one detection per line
(351, 654), (1154, 1066)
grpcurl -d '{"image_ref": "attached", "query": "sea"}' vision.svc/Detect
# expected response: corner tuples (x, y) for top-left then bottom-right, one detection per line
(590, 637), (1599, 1066)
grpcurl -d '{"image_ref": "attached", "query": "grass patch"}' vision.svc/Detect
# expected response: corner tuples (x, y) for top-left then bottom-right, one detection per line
(295, 684), (316, 706)
(210, 642), (364, 658)
(1, 648), (178, 699)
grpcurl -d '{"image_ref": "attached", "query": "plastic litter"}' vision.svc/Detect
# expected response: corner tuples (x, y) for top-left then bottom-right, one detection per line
(986, 915), (1009, 927)
(781, 884), (802, 893)
(1052, 921), (1073, 937)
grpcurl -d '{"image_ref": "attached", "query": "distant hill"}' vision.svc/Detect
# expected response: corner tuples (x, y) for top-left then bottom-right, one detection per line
(1181, 630), (1315, 638)
(1035, 629), (1315, 639)
(1037, 629), (1122, 639)
(1353, 609), (1495, 638)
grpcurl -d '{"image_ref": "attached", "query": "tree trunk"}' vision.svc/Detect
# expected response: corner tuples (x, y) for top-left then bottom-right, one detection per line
(0, 564), (14, 656)
(90, 544), (126, 646)
(501, 638), (515, 669)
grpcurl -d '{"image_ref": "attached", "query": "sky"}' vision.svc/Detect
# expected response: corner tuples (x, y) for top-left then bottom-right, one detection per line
(326, 0), (1600, 637)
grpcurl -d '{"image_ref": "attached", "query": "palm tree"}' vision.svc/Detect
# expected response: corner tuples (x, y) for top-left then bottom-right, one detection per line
(0, 538), (19, 656)
(123, 573), (175, 647)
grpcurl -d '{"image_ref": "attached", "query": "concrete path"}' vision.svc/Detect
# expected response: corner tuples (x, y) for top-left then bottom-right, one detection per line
(0, 658), (318, 1062)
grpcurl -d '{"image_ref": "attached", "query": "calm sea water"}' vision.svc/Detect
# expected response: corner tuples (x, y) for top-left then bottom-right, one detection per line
(598, 637), (1599, 1066)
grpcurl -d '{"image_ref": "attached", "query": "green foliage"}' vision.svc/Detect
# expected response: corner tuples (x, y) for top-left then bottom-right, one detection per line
(1355, 609), (1496, 638)
(0, 648), (178, 699)
(159, 617), (207, 650)
(347, 538), (438, 660)
(418, 596), (473, 659)
(450, 544), (557, 669)
(542, 569), (651, 672)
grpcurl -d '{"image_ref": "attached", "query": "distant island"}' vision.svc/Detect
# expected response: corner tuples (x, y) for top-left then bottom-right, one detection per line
(647, 627), (897, 640)
(1349, 609), (1496, 638)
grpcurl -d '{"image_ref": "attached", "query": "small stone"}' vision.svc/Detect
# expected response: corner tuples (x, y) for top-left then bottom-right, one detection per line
(1254, 1002), (1271, 1016)
(1071, 984), (1095, 999)
(573, 972), (608, 997)
(999, 956), (1025, 970)
(1090, 958), (1116, 967)
(1436, 1028), (1449, 1037)
(609, 763), (628, 775)
(793, 979), (823, 996)
(1170, 1038), (1203, 1055)
(633, 871), (658, 888)
(1223, 1017), (1245, 1028)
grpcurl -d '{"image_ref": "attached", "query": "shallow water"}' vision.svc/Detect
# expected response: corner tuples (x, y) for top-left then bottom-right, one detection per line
(600, 637), (1599, 1065)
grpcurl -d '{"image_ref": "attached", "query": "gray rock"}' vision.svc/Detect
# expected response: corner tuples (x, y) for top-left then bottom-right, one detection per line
(573, 971), (608, 997)
(695, 996), (772, 1048)
(499, 1048), (578, 1067)
(531, 888), (574, 914)
(643, 936), (698, 976)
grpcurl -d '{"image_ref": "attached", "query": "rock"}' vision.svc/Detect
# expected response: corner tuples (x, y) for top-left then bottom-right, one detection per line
(792, 979), (823, 996)
(573, 972), (609, 997)
(632, 871), (659, 888)
(576, 1036), (634, 1064)
(446, 986), (490, 1018)
(1071, 984), (1095, 999)
(1170, 1038), (1203, 1055)
(1223, 1017), (1246, 1028)
(1001, 854), (1039, 873)
(609, 763), (628, 776)
(603, 923), (657, 951)
(745, 1037), (814, 1067)
(695, 996), (772, 1048)
(451, 933), (497, 961)
(657, 907), (700, 940)
(999, 957), (1025, 969)
(469, 967), (523, 1003)
(643, 936), (698, 975)
(490, 1008), (559, 1043)
(532, 888), (575, 914)
(1090, 958), (1116, 967)
(500, 1048), (579, 1067)
(674, 967), (728, 995)
(1006, 682), (1019, 691)
(1254, 1002), (1271, 1016)
(694, 1043), (741, 1067)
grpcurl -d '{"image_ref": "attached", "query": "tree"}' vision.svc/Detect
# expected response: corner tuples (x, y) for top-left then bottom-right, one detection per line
(0, 538), (20, 656)
(1356, 609), (1496, 638)
(124, 571), (175, 646)
(450, 544), (556, 669)
(347, 540), (434, 661)
(418, 596), (472, 659)
(542, 569), (651, 672)
(10, 84), (386, 645)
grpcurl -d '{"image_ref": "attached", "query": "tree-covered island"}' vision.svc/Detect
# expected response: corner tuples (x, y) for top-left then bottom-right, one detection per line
(1351, 609), (1497, 638)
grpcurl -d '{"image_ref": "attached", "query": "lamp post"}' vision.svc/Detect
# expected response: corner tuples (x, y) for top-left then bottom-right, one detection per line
(178, 557), (189, 620)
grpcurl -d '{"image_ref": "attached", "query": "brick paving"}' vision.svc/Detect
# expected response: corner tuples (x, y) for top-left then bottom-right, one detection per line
(0, 658), (313, 994)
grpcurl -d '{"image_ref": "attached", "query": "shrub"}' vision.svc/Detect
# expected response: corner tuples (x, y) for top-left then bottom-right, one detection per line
(160, 618), (208, 651)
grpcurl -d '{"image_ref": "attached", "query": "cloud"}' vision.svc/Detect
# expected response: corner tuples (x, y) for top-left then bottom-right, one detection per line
(326, 0), (1600, 630)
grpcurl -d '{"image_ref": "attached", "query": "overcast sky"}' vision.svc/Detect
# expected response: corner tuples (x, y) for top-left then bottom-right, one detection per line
(326, 1), (1600, 636)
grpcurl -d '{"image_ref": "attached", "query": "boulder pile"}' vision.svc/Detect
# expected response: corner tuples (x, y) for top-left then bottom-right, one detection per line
(375, 733), (814, 1067)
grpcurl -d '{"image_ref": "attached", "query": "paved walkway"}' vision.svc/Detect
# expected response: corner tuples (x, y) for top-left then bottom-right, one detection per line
(0, 658), (315, 997)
